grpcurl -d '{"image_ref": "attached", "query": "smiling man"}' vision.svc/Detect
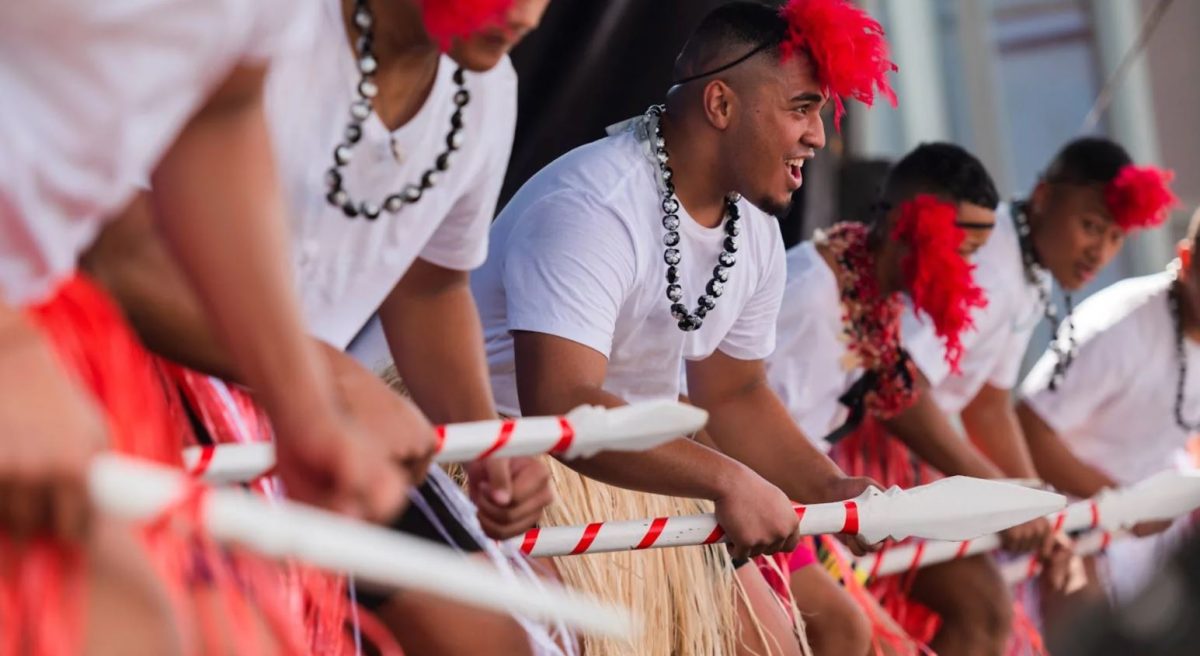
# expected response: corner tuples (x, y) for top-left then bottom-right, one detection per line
(471, 1), (896, 653)
(834, 137), (1177, 655)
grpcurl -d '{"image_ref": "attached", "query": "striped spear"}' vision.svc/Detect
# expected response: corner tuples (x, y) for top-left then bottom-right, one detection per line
(508, 476), (1066, 557)
(183, 400), (707, 485)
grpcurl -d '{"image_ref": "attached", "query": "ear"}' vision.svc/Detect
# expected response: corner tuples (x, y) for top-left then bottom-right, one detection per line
(1029, 181), (1050, 216)
(701, 79), (735, 131)
(1178, 239), (1193, 275)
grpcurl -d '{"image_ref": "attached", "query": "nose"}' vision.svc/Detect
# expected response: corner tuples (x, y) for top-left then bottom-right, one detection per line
(803, 112), (827, 150)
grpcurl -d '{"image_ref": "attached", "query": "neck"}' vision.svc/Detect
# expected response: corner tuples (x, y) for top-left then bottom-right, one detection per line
(344, 0), (442, 131)
(658, 110), (729, 229)
(869, 231), (903, 295)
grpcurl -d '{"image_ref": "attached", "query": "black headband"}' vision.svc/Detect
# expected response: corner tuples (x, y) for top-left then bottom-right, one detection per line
(672, 41), (774, 86)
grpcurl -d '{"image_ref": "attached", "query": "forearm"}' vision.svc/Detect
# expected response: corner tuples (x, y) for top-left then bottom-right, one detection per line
(518, 381), (743, 501)
(961, 387), (1039, 479)
(82, 196), (237, 380)
(378, 279), (494, 424)
(697, 381), (845, 503)
(149, 66), (337, 429)
(1016, 402), (1116, 498)
(882, 390), (1002, 479)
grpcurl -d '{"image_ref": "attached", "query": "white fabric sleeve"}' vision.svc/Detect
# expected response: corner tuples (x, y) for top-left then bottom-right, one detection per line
(1019, 319), (1131, 433)
(420, 62), (518, 271)
(243, 0), (319, 63)
(901, 306), (952, 386)
(717, 224), (786, 360)
(987, 317), (1038, 389)
(501, 191), (638, 358)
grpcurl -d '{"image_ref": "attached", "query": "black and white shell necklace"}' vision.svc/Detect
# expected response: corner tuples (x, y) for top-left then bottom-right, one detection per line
(647, 105), (741, 332)
(1167, 275), (1200, 431)
(1014, 201), (1076, 390)
(325, 0), (469, 219)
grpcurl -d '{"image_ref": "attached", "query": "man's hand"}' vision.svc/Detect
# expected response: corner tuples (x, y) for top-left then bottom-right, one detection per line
(713, 466), (801, 560)
(1000, 516), (1055, 554)
(819, 475), (883, 556)
(1040, 532), (1087, 593)
(466, 457), (554, 539)
(0, 318), (107, 542)
(274, 359), (437, 523)
(1131, 518), (1175, 538)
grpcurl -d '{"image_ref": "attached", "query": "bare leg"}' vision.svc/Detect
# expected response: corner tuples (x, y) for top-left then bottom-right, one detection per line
(789, 565), (872, 656)
(735, 563), (805, 656)
(909, 555), (1012, 656)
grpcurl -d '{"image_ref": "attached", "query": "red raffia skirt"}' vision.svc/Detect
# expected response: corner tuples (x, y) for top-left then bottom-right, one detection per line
(0, 274), (371, 655)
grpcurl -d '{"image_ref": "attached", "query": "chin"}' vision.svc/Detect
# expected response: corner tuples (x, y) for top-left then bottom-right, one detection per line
(449, 42), (509, 72)
(752, 194), (793, 218)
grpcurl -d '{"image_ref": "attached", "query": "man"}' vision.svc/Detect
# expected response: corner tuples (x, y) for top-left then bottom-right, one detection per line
(0, 0), (426, 652)
(837, 137), (1177, 655)
(765, 142), (1000, 655)
(471, 1), (895, 653)
(1018, 202), (1188, 622)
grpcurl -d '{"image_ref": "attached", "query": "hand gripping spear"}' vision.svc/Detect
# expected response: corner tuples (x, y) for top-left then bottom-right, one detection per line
(183, 400), (708, 485)
(508, 476), (1066, 557)
(856, 470), (1200, 580)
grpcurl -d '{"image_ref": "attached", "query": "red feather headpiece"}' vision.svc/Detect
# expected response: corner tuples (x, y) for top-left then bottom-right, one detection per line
(778, 0), (898, 130)
(1104, 164), (1178, 232)
(420, 0), (512, 50)
(892, 195), (987, 373)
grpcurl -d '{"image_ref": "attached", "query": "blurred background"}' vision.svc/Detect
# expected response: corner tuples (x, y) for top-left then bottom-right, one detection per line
(502, 0), (1197, 373)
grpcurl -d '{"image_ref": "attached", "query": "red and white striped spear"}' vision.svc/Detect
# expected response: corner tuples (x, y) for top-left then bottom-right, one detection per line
(183, 401), (707, 485)
(854, 471), (1200, 580)
(507, 476), (1066, 557)
(90, 453), (636, 638)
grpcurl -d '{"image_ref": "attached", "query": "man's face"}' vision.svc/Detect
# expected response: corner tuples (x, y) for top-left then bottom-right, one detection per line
(1030, 182), (1125, 291)
(956, 202), (996, 258)
(723, 52), (828, 216)
(446, 0), (550, 71)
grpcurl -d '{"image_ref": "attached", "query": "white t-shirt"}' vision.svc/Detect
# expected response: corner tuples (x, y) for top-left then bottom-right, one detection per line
(0, 0), (316, 305)
(765, 242), (860, 450)
(1020, 273), (1200, 486)
(266, 0), (517, 353)
(903, 203), (1048, 413)
(472, 114), (787, 416)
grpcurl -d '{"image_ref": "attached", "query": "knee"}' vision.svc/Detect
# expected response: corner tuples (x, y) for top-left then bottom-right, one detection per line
(806, 601), (872, 656)
(941, 585), (1013, 643)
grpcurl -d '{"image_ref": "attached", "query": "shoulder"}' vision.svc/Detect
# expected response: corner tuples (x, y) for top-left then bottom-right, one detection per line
(1074, 273), (1172, 344)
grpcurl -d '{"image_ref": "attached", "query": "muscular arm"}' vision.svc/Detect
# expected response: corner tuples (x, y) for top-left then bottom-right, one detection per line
(685, 350), (858, 503)
(881, 374), (1002, 479)
(378, 260), (495, 425)
(1016, 400), (1115, 499)
(513, 331), (750, 500)
(960, 382), (1040, 479)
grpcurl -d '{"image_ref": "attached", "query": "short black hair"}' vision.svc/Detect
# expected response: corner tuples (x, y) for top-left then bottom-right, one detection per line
(673, 2), (788, 83)
(881, 142), (1000, 210)
(1043, 137), (1133, 187)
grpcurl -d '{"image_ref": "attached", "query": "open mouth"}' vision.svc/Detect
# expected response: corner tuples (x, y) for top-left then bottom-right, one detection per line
(785, 157), (806, 190)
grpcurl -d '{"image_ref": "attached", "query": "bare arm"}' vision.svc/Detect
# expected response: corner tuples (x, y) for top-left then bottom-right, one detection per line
(513, 331), (746, 498)
(881, 374), (1002, 479)
(1016, 400), (1115, 499)
(685, 350), (874, 503)
(147, 63), (405, 519)
(378, 260), (496, 425)
(81, 195), (237, 381)
(960, 382), (1040, 479)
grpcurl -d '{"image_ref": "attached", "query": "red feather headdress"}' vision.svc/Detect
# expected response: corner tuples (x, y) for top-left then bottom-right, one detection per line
(778, 0), (898, 130)
(1104, 164), (1178, 232)
(420, 0), (512, 50)
(892, 195), (987, 373)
